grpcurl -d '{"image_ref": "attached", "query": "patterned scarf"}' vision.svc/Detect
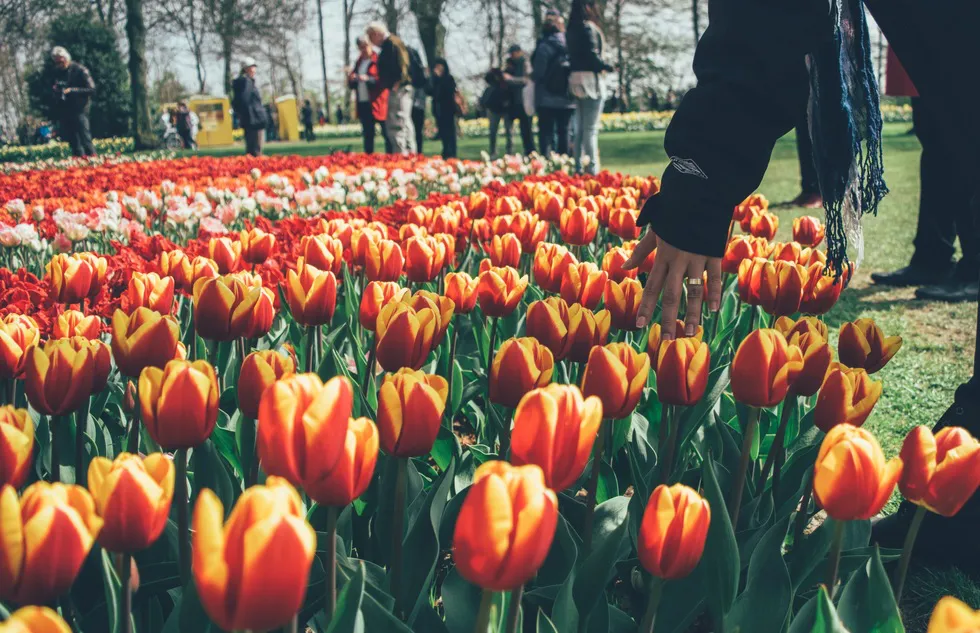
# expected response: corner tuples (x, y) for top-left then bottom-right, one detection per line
(806, 0), (888, 277)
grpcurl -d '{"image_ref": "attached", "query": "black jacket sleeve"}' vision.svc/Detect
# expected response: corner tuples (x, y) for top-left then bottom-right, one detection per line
(637, 0), (827, 257)
(583, 24), (613, 73)
(376, 41), (398, 90)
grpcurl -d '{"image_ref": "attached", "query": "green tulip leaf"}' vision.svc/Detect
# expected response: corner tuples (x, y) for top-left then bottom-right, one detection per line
(701, 458), (740, 624)
(726, 516), (792, 633)
(326, 560), (366, 633)
(837, 547), (905, 633)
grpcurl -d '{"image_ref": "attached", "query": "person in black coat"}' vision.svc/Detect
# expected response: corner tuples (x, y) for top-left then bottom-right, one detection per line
(232, 58), (268, 156)
(481, 68), (513, 158)
(50, 47), (96, 157)
(428, 58), (458, 159)
(301, 99), (316, 142)
(503, 44), (535, 155)
(531, 16), (575, 157)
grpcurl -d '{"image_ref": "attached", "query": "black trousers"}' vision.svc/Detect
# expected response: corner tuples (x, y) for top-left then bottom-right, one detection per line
(304, 123), (315, 142)
(357, 101), (388, 154)
(908, 97), (979, 277)
(436, 115), (457, 159)
(412, 107), (425, 154)
(244, 127), (264, 156)
(178, 128), (195, 149)
(509, 109), (536, 155)
(60, 113), (95, 157)
(795, 111), (819, 195)
(538, 107), (573, 156)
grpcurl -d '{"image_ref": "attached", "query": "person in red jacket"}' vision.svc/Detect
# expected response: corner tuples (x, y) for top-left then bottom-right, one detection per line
(349, 36), (391, 154)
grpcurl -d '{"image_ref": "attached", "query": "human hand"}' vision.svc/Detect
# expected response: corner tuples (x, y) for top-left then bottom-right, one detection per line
(623, 230), (723, 340)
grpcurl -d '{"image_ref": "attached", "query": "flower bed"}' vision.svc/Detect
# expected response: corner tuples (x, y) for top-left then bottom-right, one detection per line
(0, 152), (973, 633)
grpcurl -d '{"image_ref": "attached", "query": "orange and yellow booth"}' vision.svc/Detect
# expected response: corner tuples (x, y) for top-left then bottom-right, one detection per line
(189, 97), (234, 147)
(275, 95), (300, 142)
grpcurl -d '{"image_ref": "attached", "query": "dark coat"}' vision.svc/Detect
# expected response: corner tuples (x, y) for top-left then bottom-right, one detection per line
(377, 36), (411, 90)
(232, 74), (267, 130)
(503, 55), (531, 116)
(428, 72), (457, 123)
(532, 33), (575, 110)
(567, 22), (614, 73)
(54, 62), (96, 117)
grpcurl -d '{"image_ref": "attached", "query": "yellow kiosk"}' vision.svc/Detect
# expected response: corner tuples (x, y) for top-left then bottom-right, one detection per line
(189, 96), (234, 147)
(275, 95), (300, 142)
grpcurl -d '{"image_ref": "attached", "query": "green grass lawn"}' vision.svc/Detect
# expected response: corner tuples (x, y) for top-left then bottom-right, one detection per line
(194, 126), (978, 629)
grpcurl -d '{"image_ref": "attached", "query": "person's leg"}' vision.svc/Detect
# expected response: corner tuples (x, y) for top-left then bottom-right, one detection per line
(243, 128), (255, 156)
(519, 112), (535, 154)
(78, 114), (96, 156)
(255, 127), (264, 156)
(440, 116), (457, 158)
(556, 109), (572, 156)
(358, 102), (374, 153)
(62, 117), (83, 157)
(795, 112), (821, 202)
(413, 107), (425, 154)
(537, 108), (554, 156)
(488, 111), (500, 157)
(385, 90), (402, 153)
(503, 114), (514, 156)
(581, 97), (602, 174)
(573, 99), (586, 172)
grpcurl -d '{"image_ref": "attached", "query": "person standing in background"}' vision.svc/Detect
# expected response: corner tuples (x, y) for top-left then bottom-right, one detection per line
(412, 80), (427, 154)
(503, 44), (536, 155)
(368, 22), (416, 154)
(481, 68), (512, 158)
(566, 0), (613, 174)
(232, 57), (268, 156)
(349, 35), (390, 154)
(301, 99), (315, 142)
(779, 109), (823, 209)
(50, 46), (96, 157)
(175, 101), (197, 149)
(532, 14), (574, 157)
(428, 58), (458, 158)
(871, 47), (979, 301)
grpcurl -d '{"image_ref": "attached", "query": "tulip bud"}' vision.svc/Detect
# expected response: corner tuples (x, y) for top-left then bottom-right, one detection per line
(122, 272), (175, 315)
(899, 426), (980, 517)
(490, 337), (555, 409)
(453, 461), (558, 591)
(526, 297), (572, 361)
(759, 260), (808, 317)
(792, 216), (825, 247)
(731, 329), (804, 407)
(601, 247), (637, 283)
(444, 272), (479, 314)
(52, 310), (101, 340)
(749, 211), (779, 240)
(411, 290), (455, 346)
(604, 278), (643, 332)
(404, 235), (449, 283)
(305, 417), (379, 506)
(375, 300), (440, 371)
(534, 190), (564, 222)
(773, 315), (828, 342)
(559, 206), (599, 246)
(376, 369), (447, 457)
(0, 482), (103, 605)
(24, 337), (109, 416)
(656, 337), (710, 406)
(608, 207), (640, 240)
(483, 234), (522, 269)
(365, 239), (405, 282)
(799, 262), (843, 315)
(468, 191), (490, 219)
(495, 195), (522, 216)
(159, 249), (193, 291)
(566, 304), (611, 364)
(351, 227), (385, 268)
(208, 236), (241, 274)
(511, 385), (602, 490)
(299, 234), (344, 276)
(837, 318), (903, 374)
(813, 424), (902, 521)
(238, 350), (295, 419)
(560, 262), (608, 310)
(1, 606), (72, 632)
(926, 597), (980, 633)
(582, 343), (650, 419)
(45, 252), (107, 305)
(477, 266), (529, 318)
(192, 275), (275, 342)
(638, 484), (711, 579)
(0, 314), (39, 379)
(813, 365), (882, 432)
(647, 320), (701, 360)
(285, 259), (338, 327)
(785, 331), (833, 397)
(722, 236), (770, 275)
(139, 360), (219, 450)
(359, 281), (410, 332)
(240, 227), (276, 265)
(0, 407), (33, 490)
(193, 478), (315, 632)
(87, 453), (174, 552)
(532, 243), (578, 294)
(737, 257), (767, 306)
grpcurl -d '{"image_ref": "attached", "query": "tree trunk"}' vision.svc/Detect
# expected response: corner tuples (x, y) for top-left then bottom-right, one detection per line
(343, 0), (356, 119)
(495, 0), (504, 67)
(614, 0), (624, 108)
(316, 0), (332, 113)
(188, 0), (207, 92)
(412, 0), (446, 64)
(126, 0), (157, 149)
(223, 35), (234, 96)
(383, 0), (399, 33)
(692, 0), (700, 48)
(530, 0), (542, 38)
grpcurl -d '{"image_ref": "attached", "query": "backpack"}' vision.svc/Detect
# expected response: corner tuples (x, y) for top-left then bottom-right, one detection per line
(543, 39), (571, 97)
(407, 47), (427, 88)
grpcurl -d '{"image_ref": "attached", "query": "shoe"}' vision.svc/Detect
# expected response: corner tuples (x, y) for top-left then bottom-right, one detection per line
(870, 265), (953, 287)
(776, 192), (824, 209)
(914, 279), (979, 302)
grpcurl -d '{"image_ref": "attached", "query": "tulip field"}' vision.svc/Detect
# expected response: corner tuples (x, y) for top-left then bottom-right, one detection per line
(0, 148), (978, 633)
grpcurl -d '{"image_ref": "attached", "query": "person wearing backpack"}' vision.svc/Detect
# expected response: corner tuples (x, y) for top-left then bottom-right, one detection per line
(503, 44), (536, 155)
(481, 68), (513, 158)
(566, 0), (613, 173)
(532, 15), (574, 157)
(368, 22), (417, 154)
(428, 58), (459, 159)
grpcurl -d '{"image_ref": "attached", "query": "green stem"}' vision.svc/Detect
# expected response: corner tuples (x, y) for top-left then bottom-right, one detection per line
(285, 615), (298, 633)
(582, 420), (608, 554)
(176, 448), (190, 586)
(306, 325), (318, 373)
(728, 406), (760, 529)
(121, 552), (133, 633)
(390, 457), (408, 619)
(126, 381), (141, 454)
(639, 576), (665, 633)
(325, 506), (339, 622)
(50, 415), (61, 483)
(444, 324), (459, 428)
(892, 506), (927, 603)
(473, 589), (494, 633)
(243, 416), (258, 488)
(826, 519), (846, 598)
(661, 405), (681, 484)
(505, 585), (523, 633)
(748, 306), (757, 332)
(487, 316), (500, 386)
(75, 400), (90, 487)
(362, 334), (377, 402)
(759, 398), (794, 493)
(791, 473), (814, 552)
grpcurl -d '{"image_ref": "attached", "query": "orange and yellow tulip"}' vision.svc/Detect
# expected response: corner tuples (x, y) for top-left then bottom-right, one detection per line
(560, 262), (608, 310)
(45, 253), (107, 305)
(0, 407), (33, 490)
(110, 308), (183, 378)
(601, 246), (637, 283)
(604, 277), (643, 332)
(299, 234), (344, 276)
(656, 337), (710, 406)
(608, 207), (640, 240)
(192, 275), (275, 341)
(646, 320), (702, 360)
(350, 226), (385, 268)
(208, 236), (241, 274)
(0, 482), (103, 605)
(410, 290), (455, 346)
(359, 281), (410, 331)
(0, 315), (39, 379)
(899, 426), (980, 517)
(566, 305), (611, 364)
(468, 191), (491, 219)
(926, 596), (980, 633)
(87, 453), (174, 552)
(257, 374), (353, 487)
(237, 350), (295, 419)
(792, 216), (825, 247)
(375, 300), (440, 371)
(489, 337), (555, 408)
(731, 329), (804, 407)
(122, 272), (175, 315)
(737, 257), (767, 306)
(532, 243), (577, 294)
(365, 238), (405, 282)
(785, 330), (833, 397)
(376, 369), (447, 457)
(813, 365), (882, 432)
(0, 606), (72, 633)
(52, 310), (100, 340)
(837, 318), (903, 374)
(799, 262), (843, 315)
(759, 260), (807, 317)
(453, 461), (558, 591)
(159, 249), (193, 291)
(239, 227), (276, 265)
(483, 234), (522, 269)
(510, 385), (602, 491)
(304, 416), (379, 507)
(749, 211), (779, 240)
(722, 236), (770, 275)
(560, 206), (599, 245)
(813, 424), (902, 521)
(534, 190), (564, 222)
(638, 484), (711, 580)
(139, 360), (219, 450)
(773, 315), (829, 342)
(581, 343), (650, 419)
(444, 272), (478, 314)
(526, 297), (572, 361)
(477, 266), (529, 318)
(404, 235), (449, 283)
(285, 259), (338, 327)
(24, 337), (110, 416)
(192, 478), (315, 632)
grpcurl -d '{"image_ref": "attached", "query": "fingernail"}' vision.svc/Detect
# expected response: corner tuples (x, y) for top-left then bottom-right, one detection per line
(686, 324), (695, 337)
(663, 332), (675, 341)
(709, 301), (720, 312)
(636, 316), (647, 328)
